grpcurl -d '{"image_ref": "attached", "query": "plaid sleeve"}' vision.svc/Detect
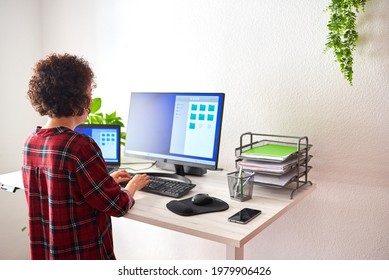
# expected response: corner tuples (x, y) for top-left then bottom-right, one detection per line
(75, 136), (133, 217)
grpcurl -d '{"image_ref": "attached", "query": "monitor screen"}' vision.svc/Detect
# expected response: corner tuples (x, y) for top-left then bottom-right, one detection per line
(124, 92), (225, 176)
(75, 124), (121, 165)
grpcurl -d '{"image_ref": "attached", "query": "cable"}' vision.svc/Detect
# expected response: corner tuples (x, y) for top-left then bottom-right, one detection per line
(120, 161), (156, 171)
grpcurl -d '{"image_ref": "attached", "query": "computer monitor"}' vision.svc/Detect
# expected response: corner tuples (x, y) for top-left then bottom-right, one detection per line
(124, 92), (225, 178)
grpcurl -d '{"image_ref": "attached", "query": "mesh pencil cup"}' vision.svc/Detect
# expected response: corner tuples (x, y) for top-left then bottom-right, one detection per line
(227, 171), (255, 202)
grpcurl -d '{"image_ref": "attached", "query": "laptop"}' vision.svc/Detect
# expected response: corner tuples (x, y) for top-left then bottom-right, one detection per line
(75, 124), (121, 173)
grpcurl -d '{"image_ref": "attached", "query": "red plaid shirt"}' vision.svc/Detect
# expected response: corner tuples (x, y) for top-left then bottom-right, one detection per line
(22, 127), (133, 260)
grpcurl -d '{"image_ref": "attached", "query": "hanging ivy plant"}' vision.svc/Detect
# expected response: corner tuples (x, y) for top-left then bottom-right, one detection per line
(324, 0), (367, 85)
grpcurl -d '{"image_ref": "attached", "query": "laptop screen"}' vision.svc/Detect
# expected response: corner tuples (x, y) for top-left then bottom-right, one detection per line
(74, 124), (121, 165)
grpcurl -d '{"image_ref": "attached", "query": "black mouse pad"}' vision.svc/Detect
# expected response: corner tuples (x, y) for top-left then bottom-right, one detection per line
(166, 196), (229, 216)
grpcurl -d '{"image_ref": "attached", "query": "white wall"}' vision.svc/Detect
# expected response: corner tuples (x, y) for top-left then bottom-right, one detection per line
(0, 0), (44, 259)
(1, 0), (388, 259)
(0, 0), (45, 173)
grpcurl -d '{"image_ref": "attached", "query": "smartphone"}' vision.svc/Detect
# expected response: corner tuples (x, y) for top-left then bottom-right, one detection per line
(228, 208), (262, 224)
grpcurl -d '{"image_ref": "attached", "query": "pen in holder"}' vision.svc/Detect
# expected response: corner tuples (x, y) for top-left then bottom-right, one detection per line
(227, 169), (255, 202)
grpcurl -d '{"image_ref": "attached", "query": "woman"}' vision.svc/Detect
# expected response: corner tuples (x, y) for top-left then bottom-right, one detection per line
(22, 53), (149, 259)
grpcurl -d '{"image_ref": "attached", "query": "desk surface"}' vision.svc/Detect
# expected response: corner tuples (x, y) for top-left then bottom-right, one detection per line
(0, 171), (23, 193)
(124, 170), (316, 249)
(0, 169), (316, 258)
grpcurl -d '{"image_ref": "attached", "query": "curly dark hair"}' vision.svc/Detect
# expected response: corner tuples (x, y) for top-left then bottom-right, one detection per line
(27, 53), (95, 118)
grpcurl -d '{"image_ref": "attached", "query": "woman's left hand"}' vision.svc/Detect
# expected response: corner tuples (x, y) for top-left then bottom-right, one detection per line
(111, 169), (132, 184)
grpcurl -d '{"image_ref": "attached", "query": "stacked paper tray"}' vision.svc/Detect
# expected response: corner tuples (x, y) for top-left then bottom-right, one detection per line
(250, 166), (312, 188)
(235, 139), (312, 188)
(236, 140), (312, 162)
(237, 155), (312, 176)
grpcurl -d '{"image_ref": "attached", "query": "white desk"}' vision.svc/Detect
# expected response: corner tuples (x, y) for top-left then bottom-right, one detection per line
(0, 169), (315, 260)
(0, 171), (23, 193)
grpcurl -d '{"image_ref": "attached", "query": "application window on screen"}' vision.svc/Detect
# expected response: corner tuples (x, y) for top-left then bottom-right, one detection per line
(170, 96), (218, 158)
(92, 130), (117, 160)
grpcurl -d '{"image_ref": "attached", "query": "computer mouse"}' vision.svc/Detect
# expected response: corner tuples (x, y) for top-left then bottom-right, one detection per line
(192, 193), (213, 206)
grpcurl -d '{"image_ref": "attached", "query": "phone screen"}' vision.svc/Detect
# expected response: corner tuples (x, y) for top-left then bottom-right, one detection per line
(228, 208), (262, 224)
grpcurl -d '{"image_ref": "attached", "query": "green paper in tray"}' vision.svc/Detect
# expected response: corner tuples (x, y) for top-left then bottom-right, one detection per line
(242, 144), (298, 158)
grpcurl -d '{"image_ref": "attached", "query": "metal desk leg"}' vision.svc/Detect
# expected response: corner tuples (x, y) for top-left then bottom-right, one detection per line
(226, 245), (244, 260)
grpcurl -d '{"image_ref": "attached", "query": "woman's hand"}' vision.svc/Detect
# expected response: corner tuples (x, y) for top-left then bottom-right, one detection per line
(110, 169), (132, 184)
(124, 173), (150, 197)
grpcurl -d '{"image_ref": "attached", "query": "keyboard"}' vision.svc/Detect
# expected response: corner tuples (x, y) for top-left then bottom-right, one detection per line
(142, 176), (196, 198)
(120, 174), (196, 198)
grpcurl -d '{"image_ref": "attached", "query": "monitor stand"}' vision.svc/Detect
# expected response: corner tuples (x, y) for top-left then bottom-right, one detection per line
(155, 162), (207, 177)
(130, 162), (206, 184)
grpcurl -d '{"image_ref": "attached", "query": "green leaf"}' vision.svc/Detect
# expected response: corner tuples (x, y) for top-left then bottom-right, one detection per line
(120, 132), (127, 146)
(89, 115), (103, 124)
(90, 98), (102, 114)
(105, 113), (119, 124)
